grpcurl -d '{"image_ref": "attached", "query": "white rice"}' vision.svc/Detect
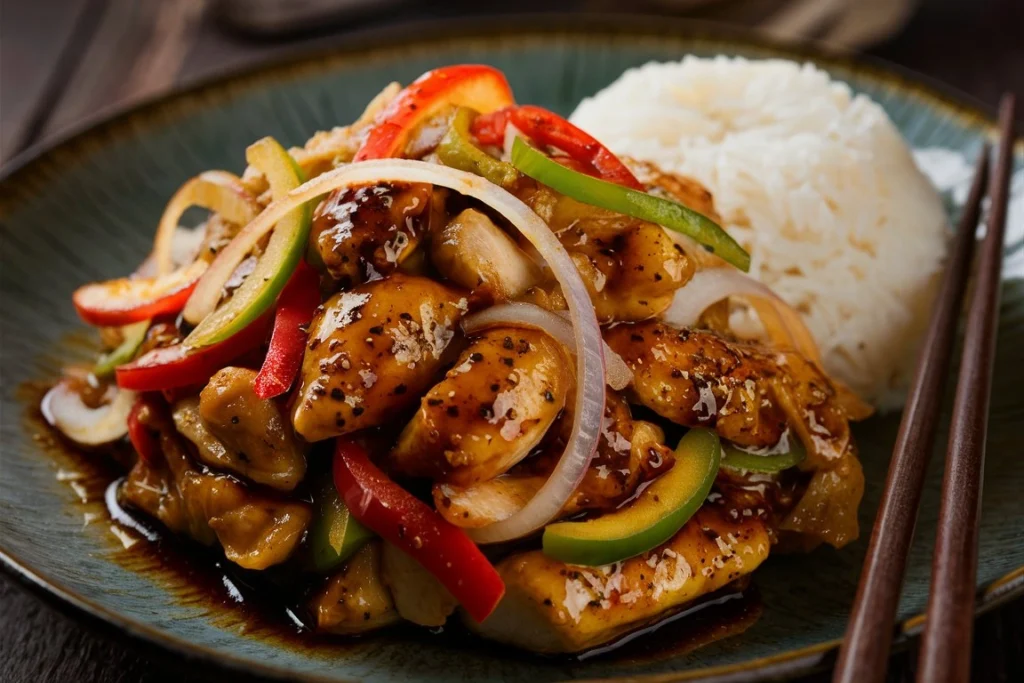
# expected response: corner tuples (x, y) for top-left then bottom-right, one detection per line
(571, 56), (949, 409)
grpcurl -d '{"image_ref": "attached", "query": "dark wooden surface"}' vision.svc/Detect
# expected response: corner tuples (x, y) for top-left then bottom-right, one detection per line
(1, 1), (1023, 681)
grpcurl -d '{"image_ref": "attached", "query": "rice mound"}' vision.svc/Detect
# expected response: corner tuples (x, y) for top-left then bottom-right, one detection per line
(571, 56), (948, 409)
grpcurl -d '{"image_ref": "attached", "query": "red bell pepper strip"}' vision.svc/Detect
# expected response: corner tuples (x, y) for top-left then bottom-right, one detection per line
(73, 260), (207, 327)
(254, 261), (321, 399)
(354, 64), (515, 161)
(471, 105), (643, 190)
(116, 314), (270, 392)
(333, 440), (505, 623)
(127, 395), (164, 465)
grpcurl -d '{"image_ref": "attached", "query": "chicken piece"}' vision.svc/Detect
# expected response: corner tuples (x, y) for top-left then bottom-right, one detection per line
(518, 186), (694, 322)
(120, 401), (311, 570)
(468, 506), (770, 653)
(434, 391), (674, 527)
(605, 323), (846, 455)
(606, 322), (864, 548)
(430, 208), (540, 300)
(292, 274), (467, 442)
(389, 327), (572, 485)
(380, 542), (457, 627)
(309, 182), (437, 286)
(170, 367), (306, 491)
(527, 391), (675, 511)
(310, 541), (401, 635)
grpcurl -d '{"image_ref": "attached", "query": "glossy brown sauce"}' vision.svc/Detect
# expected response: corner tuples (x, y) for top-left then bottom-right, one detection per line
(20, 380), (762, 664)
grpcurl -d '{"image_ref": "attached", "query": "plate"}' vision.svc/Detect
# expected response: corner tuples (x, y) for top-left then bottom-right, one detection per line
(1, 16), (1022, 683)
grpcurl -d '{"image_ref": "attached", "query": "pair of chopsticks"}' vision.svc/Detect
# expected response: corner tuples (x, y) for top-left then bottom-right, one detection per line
(833, 93), (1017, 683)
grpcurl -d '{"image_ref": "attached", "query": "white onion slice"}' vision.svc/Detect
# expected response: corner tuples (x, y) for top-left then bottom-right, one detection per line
(221, 159), (605, 543)
(41, 380), (136, 446)
(464, 302), (632, 391)
(152, 171), (259, 277)
(662, 267), (822, 363)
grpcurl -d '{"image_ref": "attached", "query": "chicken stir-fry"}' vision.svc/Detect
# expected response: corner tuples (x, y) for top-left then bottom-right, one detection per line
(51, 64), (873, 656)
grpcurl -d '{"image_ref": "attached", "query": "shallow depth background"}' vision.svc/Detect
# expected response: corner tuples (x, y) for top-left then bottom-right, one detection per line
(1, 2), (1023, 682)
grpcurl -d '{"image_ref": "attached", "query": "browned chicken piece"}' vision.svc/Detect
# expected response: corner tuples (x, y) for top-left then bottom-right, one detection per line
(310, 541), (400, 635)
(605, 323), (853, 457)
(434, 391), (674, 527)
(171, 367), (305, 491)
(380, 542), (457, 627)
(517, 186), (695, 322)
(468, 506), (769, 653)
(390, 327), (572, 486)
(309, 182), (439, 287)
(121, 401), (311, 570)
(292, 273), (468, 442)
(430, 208), (541, 300)
(606, 322), (865, 548)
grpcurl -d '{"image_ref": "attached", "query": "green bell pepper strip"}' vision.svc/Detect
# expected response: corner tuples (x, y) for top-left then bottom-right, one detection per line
(720, 436), (806, 473)
(541, 428), (722, 566)
(185, 138), (313, 347)
(510, 138), (750, 272)
(436, 107), (520, 188)
(304, 477), (374, 573)
(93, 321), (149, 377)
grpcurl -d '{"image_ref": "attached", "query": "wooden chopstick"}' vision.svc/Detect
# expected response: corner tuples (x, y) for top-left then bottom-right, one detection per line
(916, 93), (1017, 683)
(831, 143), (992, 682)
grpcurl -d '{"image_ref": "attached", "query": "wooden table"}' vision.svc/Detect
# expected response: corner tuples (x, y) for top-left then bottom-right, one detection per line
(1, 1), (1022, 681)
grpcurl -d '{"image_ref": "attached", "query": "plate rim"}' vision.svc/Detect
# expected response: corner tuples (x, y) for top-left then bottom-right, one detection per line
(1, 13), (1022, 683)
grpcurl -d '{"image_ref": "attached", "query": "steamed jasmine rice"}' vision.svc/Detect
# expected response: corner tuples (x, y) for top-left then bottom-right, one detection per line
(571, 56), (949, 409)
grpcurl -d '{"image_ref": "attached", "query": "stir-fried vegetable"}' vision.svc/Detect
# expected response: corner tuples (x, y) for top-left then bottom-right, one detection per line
(93, 321), (150, 377)
(721, 435), (806, 473)
(41, 379), (136, 447)
(333, 440), (505, 623)
(151, 171), (260, 277)
(511, 138), (751, 272)
(354, 64), (514, 161)
(436, 107), (519, 188)
(542, 428), (722, 566)
(115, 314), (269, 392)
(305, 475), (374, 573)
(471, 105), (643, 189)
(185, 138), (312, 346)
(127, 395), (163, 465)
(662, 266), (820, 362)
(254, 261), (321, 399)
(72, 260), (207, 327)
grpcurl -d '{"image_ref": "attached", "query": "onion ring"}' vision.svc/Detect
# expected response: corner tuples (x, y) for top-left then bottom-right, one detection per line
(152, 171), (259, 277)
(662, 266), (822, 363)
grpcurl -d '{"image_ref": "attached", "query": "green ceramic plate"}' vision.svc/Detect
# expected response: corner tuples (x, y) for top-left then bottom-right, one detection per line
(1, 16), (1022, 683)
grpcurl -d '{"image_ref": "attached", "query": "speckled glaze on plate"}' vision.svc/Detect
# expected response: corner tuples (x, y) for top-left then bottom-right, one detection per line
(1, 16), (1022, 683)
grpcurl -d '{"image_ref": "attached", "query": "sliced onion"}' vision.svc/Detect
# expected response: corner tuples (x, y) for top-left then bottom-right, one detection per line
(153, 171), (260, 278)
(41, 379), (137, 446)
(225, 159), (605, 543)
(662, 266), (822, 363)
(464, 302), (632, 391)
